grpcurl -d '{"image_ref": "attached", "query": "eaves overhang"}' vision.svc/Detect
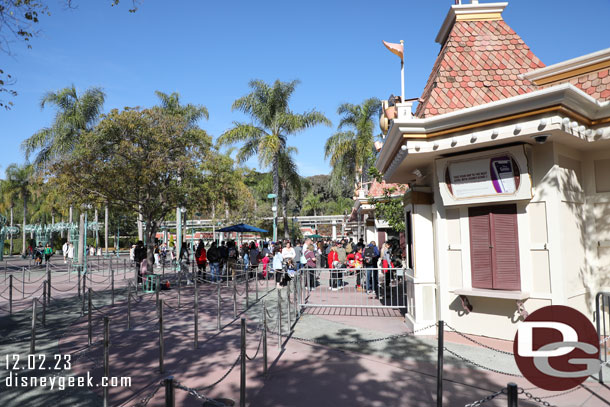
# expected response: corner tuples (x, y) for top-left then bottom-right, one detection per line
(375, 83), (610, 174)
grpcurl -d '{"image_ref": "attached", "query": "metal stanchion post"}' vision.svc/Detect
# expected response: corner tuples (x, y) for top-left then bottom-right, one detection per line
(9, 274), (12, 315)
(82, 272), (86, 316)
(233, 277), (237, 319)
(217, 281), (221, 331)
(162, 259), (165, 276)
(277, 289), (282, 349)
(124, 259), (126, 280)
(78, 267), (81, 298)
(507, 383), (518, 407)
(88, 288), (92, 346)
(294, 275), (299, 319)
(245, 271), (249, 309)
(262, 300), (268, 376)
(127, 283), (131, 330)
(111, 268), (115, 306)
(156, 274), (160, 307)
(22, 267), (25, 299)
(240, 318), (246, 407)
(42, 281), (46, 326)
(103, 316), (110, 407)
(178, 272), (181, 309)
(159, 299), (164, 373)
(287, 282), (291, 330)
(255, 266), (258, 301)
(194, 277), (198, 349)
(30, 299), (37, 354)
(164, 376), (175, 407)
(437, 320), (444, 407)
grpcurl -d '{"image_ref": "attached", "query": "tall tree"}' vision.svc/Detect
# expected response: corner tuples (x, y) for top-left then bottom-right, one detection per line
(0, 179), (18, 254)
(5, 163), (36, 255)
(219, 79), (331, 239)
(278, 147), (301, 239)
(52, 106), (213, 270)
(325, 97), (381, 193)
(22, 85), (106, 169)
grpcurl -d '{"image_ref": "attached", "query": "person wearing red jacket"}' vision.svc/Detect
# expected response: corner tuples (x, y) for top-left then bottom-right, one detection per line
(327, 244), (341, 290)
(195, 240), (207, 280)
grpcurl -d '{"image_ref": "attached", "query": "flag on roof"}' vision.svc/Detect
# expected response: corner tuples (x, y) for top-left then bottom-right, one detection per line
(382, 40), (404, 60)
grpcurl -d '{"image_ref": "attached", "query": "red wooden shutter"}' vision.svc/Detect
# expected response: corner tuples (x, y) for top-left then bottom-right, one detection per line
(468, 207), (493, 289)
(490, 205), (521, 290)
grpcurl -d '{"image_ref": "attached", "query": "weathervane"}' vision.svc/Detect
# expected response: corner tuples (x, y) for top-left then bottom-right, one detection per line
(382, 40), (405, 101)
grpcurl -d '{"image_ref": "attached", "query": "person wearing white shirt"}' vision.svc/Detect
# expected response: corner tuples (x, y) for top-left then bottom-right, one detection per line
(281, 241), (295, 262)
(62, 241), (69, 263)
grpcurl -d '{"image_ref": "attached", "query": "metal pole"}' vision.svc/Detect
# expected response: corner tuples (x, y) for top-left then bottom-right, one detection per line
(127, 283), (131, 330)
(245, 272), (249, 309)
(123, 259), (126, 280)
(103, 316), (109, 407)
(88, 288), (92, 346)
(82, 271), (86, 316)
(194, 276), (198, 349)
(9, 274), (12, 315)
(217, 281), (221, 331)
(255, 266), (258, 301)
(233, 276), (237, 319)
(156, 274), (160, 307)
(507, 382), (518, 407)
(262, 300), (268, 376)
(42, 281), (46, 326)
(177, 272), (181, 309)
(164, 376), (175, 407)
(437, 320), (444, 407)
(294, 275), (299, 319)
(287, 281), (292, 330)
(47, 265), (51, 301)
(111, 267), (115, 306)
(159, 299), (164, 373)
(277, 289), (282, 349)
(22, 267), (25, 299)
(596, 293), (605, 384)
(240, 318), (246, 407)
(30, 299), (37, 354)
(78, 267), (81, 298)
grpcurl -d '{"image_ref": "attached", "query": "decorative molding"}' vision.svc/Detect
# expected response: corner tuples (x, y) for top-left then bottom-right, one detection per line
(524, 47), (610, 85)
(435, 2), (508, 45)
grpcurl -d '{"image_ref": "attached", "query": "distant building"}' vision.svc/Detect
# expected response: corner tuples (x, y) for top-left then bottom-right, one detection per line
(376, 0), (610, 339)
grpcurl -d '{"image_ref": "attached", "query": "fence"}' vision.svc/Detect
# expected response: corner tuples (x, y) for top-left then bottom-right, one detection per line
(1, 258), (585, 406)
(595, 291), (610, 384)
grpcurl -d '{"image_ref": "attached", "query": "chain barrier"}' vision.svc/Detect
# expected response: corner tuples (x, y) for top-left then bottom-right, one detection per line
(444, 323), (514, 356)
(464, 387), (506, 407)
(133, 380), (164, 407)
(443, 347), (522, 377)
(21, 273), (48, 284)
(246, 324), (264, 361)
(518, 387), (557, 407)
(174, 380), (227, 406)
(50, 281), (81, 292)
(11, 281), (45, 297)
(194, 354), (241, 392)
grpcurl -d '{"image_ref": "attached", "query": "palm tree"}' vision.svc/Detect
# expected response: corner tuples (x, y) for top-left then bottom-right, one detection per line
(0, 179), (18, 254)
(302, 193), (322, 217)
(22, 85), (106, 168)
(5, 164), (36, 256)
(219, 79), (331, 239)
(278, 148), (301, 238)
(324, 97), (381, 191)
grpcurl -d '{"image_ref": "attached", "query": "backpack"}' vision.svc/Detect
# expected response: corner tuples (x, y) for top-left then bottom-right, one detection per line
(345, 243), (353, 254)
(228, 247), (237, 258)
(364, 247), (375, 265)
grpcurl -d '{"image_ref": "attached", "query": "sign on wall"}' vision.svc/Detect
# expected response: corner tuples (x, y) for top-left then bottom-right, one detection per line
(436, 145), (532, 206)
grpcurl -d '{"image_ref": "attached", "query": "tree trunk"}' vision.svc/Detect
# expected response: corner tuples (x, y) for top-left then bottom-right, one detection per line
(272, 156), (279, 241)
(78, 212), (85, 264)
(282, 185), (289, 239)
(21, 200), (26, 256)
(9, 206), (13, 255)
(145, 219), (157, 272)
(94, 209), (98, 249)
(69, 206), (73, 223)
(137, 208), (143, 241)
(104, 205), (109, 256)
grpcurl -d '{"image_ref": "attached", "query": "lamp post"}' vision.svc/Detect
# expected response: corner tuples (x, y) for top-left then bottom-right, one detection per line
(267, 194), (277, 242)
(82, 204), (92, 275)
(175, 207), (185, 271)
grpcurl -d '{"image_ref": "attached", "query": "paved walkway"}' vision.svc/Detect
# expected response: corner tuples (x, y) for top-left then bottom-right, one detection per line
(0, 263), (608, 406)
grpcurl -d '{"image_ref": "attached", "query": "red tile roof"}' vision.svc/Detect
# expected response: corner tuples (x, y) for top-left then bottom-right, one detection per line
(415, 19), (545, 118)
(367, 180), (407, 198)
(540, 68), (610, 102)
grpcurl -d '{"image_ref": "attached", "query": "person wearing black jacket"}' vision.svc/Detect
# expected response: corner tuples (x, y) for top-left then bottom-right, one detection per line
(207, 242), (220, 282)
(134, 241), (147, 285)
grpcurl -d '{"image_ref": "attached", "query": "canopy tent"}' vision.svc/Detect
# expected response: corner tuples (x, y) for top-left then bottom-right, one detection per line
(217, 223), (268, 233)
(305, 234), (324, 239)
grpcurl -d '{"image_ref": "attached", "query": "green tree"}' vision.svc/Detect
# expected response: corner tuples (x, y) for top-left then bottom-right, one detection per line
(52, 106), (213, 269)
(219, 79), (331, 239)
(278, 147), (301, 238)
(302, 192), (322, 217)
(5, 163), (37, 255)
(22, 85), (106, 168)
(325, 97), (381, 193)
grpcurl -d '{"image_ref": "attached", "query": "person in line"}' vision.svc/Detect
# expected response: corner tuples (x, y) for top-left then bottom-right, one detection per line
(273, 246), (284, 288)
(364, 241), (379, 296)
(134, 241), (147, 285)
(195, 239), (207, 279)
(44, 243), (53, 265)
(293, 240), (303, 272)
(249, 241), (260, 278)
(327, 244), (339, 290)
(380, 241), (393, 297)
(67, 242), (74, 263)
(281, 241), (295, 263)
(207, 242), (220, 283)
(304, 243), (316, 291)
(62, 241), (69, 264)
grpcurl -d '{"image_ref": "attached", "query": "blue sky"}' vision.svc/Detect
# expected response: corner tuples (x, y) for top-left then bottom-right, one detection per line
(2, 0), (609, 177)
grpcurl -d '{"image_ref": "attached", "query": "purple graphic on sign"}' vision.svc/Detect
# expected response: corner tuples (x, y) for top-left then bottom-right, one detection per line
(490, 156), (516, 193)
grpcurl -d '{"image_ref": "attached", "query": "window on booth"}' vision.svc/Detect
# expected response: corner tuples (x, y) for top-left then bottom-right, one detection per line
(468, 204), (521, 291)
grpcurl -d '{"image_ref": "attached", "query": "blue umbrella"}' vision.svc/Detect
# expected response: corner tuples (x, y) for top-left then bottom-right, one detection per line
(216, 223), (268, 233)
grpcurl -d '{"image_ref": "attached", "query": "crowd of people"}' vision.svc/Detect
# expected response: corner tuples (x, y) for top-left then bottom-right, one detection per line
(129, 236), (404, 298)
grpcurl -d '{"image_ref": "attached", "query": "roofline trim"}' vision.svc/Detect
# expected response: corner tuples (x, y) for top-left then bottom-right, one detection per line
(435, 2), (508, 45)
(523, 48), (610, 85)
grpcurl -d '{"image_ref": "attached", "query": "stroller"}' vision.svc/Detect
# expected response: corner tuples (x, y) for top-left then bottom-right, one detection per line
(34, 248), (44, 267)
